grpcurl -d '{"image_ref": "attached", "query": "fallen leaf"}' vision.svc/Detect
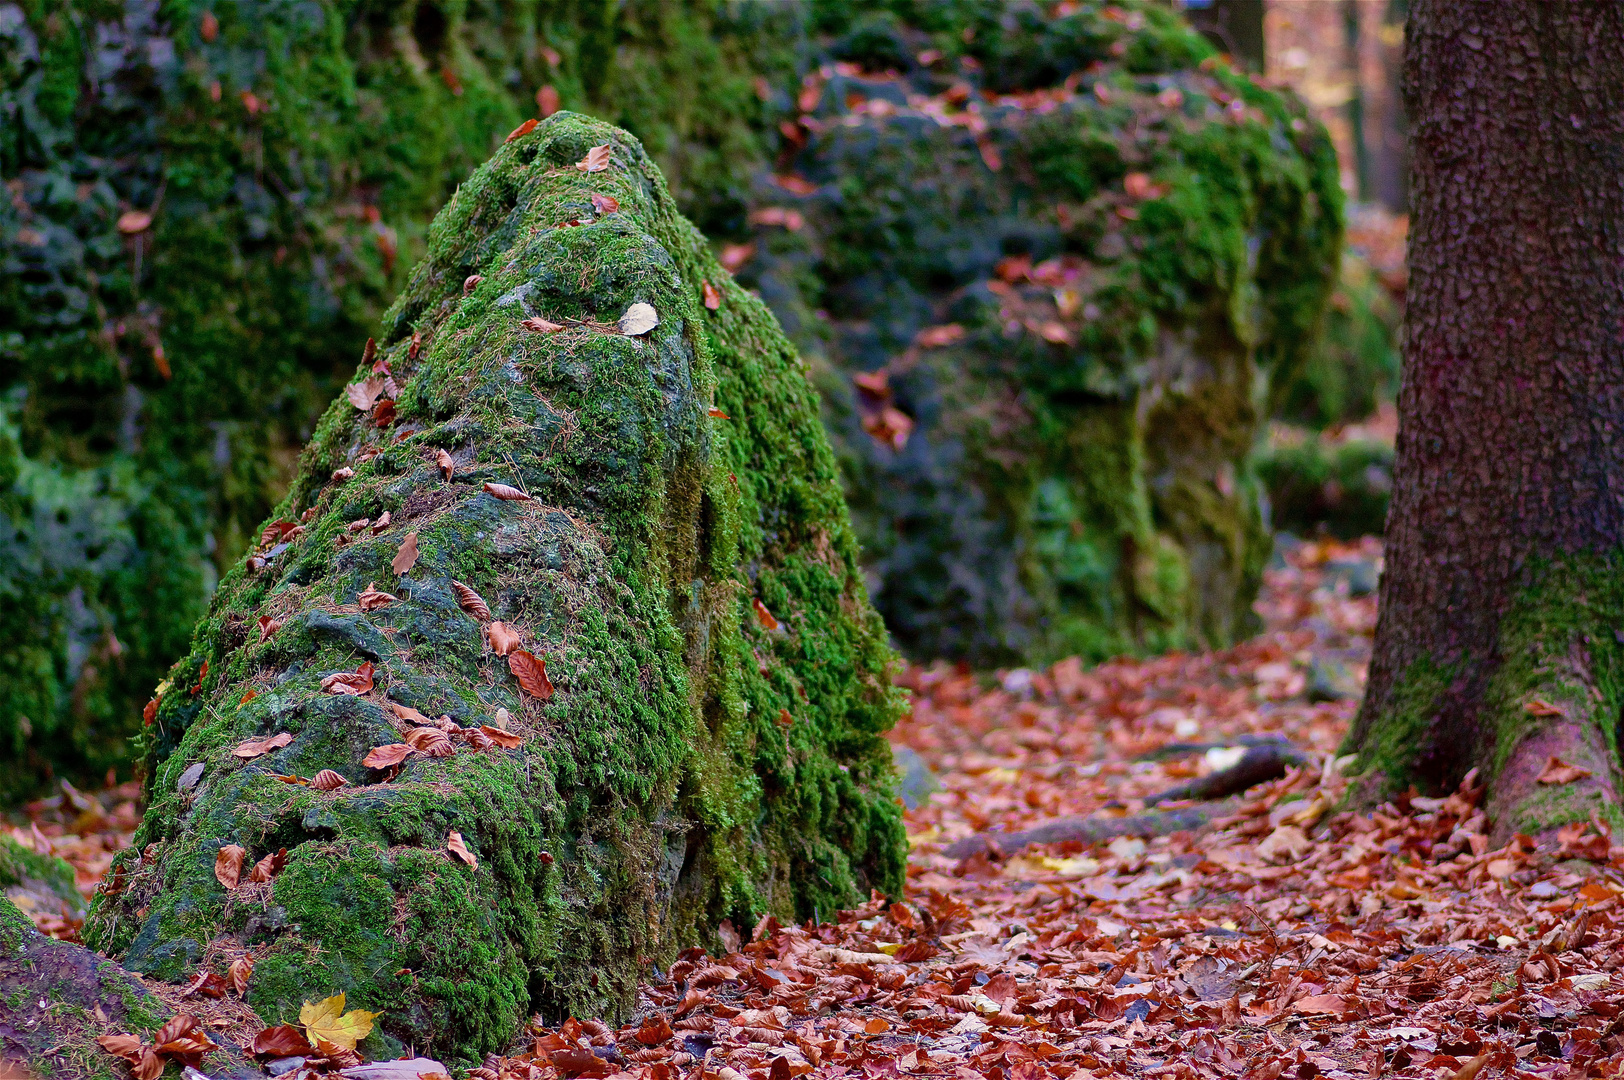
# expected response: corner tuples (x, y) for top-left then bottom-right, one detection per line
(709, 406), (730, 419)
(636, 1016), (675, 1044)
(358, 581), (400, 610)
(703, 281), (722, 310)
(506, 118), (538, 143)
(97, 1033), (144, 1062)
(311, 769), (348, 791)
(431, 448), (454, 481)
(620, 302), (659, 336)
(483, 481), (531, 501)
(274, 773), (308, 785)
(447, 829), (478, 868)
(391, 532), (420, 576)
(321, 661), (376, 696)
(300, 993), (378, 1053)
(229, 954), (254, 994)
(1453, 1053), (1491, 1080)
(489, 622), (522, 656)
(590, 193), (620, 214)
(371, 511), (392, 532)
(509, 650), (554, 700)
(388, 701), (433, 725)
(1258, 825), (1313, 864)
(1538, 756), (1593, 785)
(363, 743), (414, 769)
(452, 581), (491, 620)
(753, 598), (781, 632)
(1525, 699), (1564, 716)
(249, 847), (288, 883)
(339, 1059), (452, 1079)
(234, 731), (293, 759)
(239, 689), (257, 705)
(480, 725), (523, 748)
(347, 377), (385, 411)
(181, 970), (228, 999)
(373, 399), (396, 426)
(250, 1024), (314, 1058)
(1294, 994), (1348, 1016)
(576, 144), (611, 172)
(405, 727), (455, 757)
(522, 316), (565, 333)
(719, 242), (755, 272)
(116, 210), (153, 234)
(151, 1015), (218, 1067)
(257, 615), (282, 641)
(215, 844), (247, 888)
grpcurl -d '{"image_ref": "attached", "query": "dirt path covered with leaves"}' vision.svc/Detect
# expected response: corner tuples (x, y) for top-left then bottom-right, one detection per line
(10, 539), (1621, 1079)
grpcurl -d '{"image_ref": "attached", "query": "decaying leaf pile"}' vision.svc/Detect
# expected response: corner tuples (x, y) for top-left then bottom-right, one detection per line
(21, 537), (1622, 1078)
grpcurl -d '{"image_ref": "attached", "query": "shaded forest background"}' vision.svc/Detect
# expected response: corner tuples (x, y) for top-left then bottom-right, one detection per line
(0, 0), (1406, 801)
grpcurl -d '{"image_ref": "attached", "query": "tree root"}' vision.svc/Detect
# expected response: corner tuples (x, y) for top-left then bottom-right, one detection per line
(941, 742), (1307, 861)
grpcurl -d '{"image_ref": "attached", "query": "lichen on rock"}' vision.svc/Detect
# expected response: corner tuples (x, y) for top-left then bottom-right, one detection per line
(84, 113), (905, 1060)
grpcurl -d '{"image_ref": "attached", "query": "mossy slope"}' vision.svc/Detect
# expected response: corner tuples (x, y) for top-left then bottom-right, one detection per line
(84, 113), (904, 1060)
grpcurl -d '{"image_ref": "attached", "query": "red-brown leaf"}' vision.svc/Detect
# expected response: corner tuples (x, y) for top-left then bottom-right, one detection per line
(434, 448), (455, 481)
(96, 1033), (144, 1064)
(233, 732), (292, 759)
(257, 615), (282, 641)
(362, 743), (414, 769)
(521, 316), (565, 333)
(181, 970), (228, 999)
(321, 660), (376, 696)
(390, 532), (419, 576)
(311, 769), (348, 791)
(702, 280), (722, 310)
(590, 192), (620, 214)
(405, 727), (455, 757)
(447, 829), (478, 868)
(509, 650), (554, 700)
(228, 954), (254, 994)
(480, 725), (524, 748)
(452, 580), (491, 620)
(483, 481), (531, 501)
(373, 398), (397, 426)
(576, 144), (611, 172)
(250, 1024), (314, 1058)
(215, 844), (246, 889)
(248, 847), (288, 883)
(505, 117), (538, 143)
(488, 621), (522, 656)
(753, 598), (781, 632)
(358, 581), (399, 610)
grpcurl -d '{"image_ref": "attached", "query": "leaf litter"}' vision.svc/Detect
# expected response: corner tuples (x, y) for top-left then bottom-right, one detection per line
(21, 538), (1624, 1078)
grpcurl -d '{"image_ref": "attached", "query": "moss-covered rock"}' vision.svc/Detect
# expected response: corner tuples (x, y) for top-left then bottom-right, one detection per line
(738, 4), (1342, 665)
(83, 113), (904, 1061)
(0, 833), (85, 929)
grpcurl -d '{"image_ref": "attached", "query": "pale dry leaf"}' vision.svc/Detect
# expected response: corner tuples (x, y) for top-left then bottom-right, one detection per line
(488, 621), (522, 656)
(346, 377), (385, 411)
(311, 769), (348, 791)
(494, 707), (511, 730)
(576, 144), (611, 172)
(452, 580), (492, 620)
(358, 582), (399, 610)
(483, 481), (531, 501)
(1537, 756), (1592, 785)
(339, 1058), (451, 1079)
(447, 829), (478, 868)
(214, 844), (246, 889)
(619, 302), (659, 336)
(391, 532), (420, 575)
(509, 649), (554, 700)
(331, 466), (355, 481)
(233, 732), (292, 759)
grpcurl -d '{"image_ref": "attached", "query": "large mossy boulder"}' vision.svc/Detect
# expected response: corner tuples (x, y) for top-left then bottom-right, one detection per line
(738, 5), (1343, 665)
(84, 114), (905, 1060)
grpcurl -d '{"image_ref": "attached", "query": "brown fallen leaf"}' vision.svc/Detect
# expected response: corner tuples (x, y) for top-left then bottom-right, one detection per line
(249, 847), (288, 883)
(358, 581), (400, 610)
(362, 743), (414, 769)
(116, 209), (153, 234)
(388, 701), (433, 725)
(321, 660), (376, 696)
(702, 280), (722, 310)
(452, 580), (492, 620)
(1453, 1053), (1491, 1080)
(1537, 756), (1593, 785)
(447, 829), (478, 867)
(332, 465), (355, 481)
(521, 316), (565, 333)
(636, 1015), (675, 1045)
(151, 1015), (218, 1067)
(181, 969), (228, 999)
(228, 954), (254, 994)
(239, 689), (257, 705)
(720, 242), (755, 272)
(257, 615), (282, 641)
(463, 274), (482, 294)
(480, 725), (523, 748)
(391, 532), (419, 575)
(311, 769), (348, 791)
(215, 844), (246, 889)
(509, 650), (554, 700)
(405, 726), (455, 757)
(347, 376), (385, 411)
(590, 192), (620, 214)
(1525, 698), (1564, 716)
(488, 621), (522, 656)
(233, 732), (292, 759)
(371, 510), (392, 533)
(709, 407), (730, 419)
(576, 144), (611, 172)
(250, 1024), (313, 1058)
(434, 448), (454, 481)
(273, 773), (309, 785)
(1293, 994), (1348, 1016)
(506, 117), (538, 143)
(483, 481), (531, 501)
(753, 598), (781, 632)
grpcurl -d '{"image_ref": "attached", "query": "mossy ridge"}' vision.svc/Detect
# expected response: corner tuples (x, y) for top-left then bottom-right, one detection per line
(83, 113), (903, 1060)
(1346, 553), (1624, 836)
(743, 2), (1341, 665)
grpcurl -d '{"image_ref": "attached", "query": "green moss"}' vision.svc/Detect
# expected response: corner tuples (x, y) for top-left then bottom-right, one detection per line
(1257, 434), (1392, 539)
(1344, 655), (1453, 791)
(0, 892), (36, 950)
(85, 114), (903, 1061)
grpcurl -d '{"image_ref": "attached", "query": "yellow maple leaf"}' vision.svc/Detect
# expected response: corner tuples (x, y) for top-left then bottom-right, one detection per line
(299, 993), (378, 1051)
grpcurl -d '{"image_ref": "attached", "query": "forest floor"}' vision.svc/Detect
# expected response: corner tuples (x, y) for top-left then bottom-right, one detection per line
(8, 538), (1621, 1080)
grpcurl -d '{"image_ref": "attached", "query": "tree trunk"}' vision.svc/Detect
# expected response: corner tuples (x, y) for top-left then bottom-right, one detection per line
(81, 113), (905, 1061)
(1347, 0), (1624, 839)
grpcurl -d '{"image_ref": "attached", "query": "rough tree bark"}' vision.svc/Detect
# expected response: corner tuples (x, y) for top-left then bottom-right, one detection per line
(1347, 0), (1624, 838)
(75, 113), (905, 1062)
